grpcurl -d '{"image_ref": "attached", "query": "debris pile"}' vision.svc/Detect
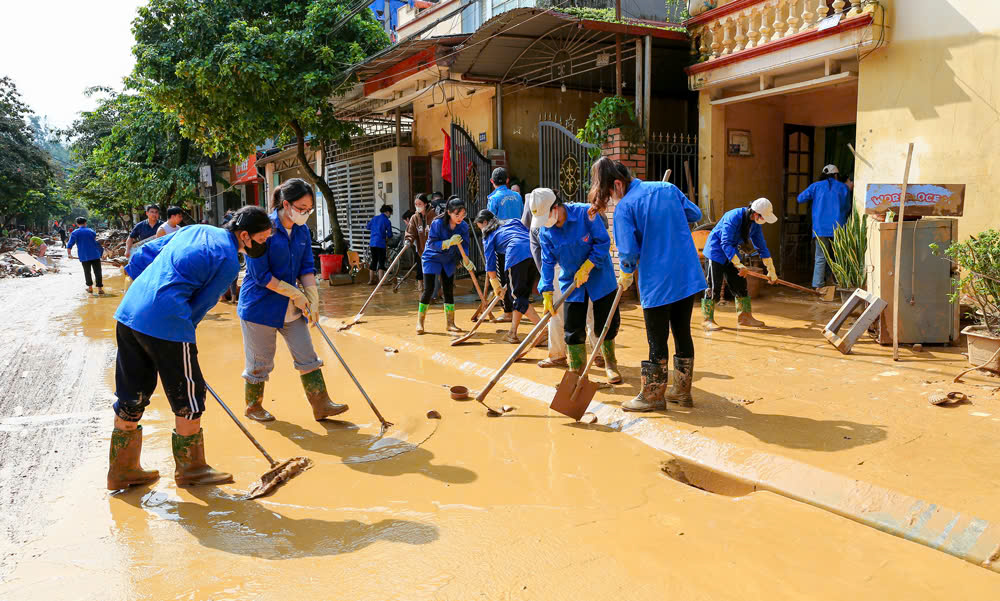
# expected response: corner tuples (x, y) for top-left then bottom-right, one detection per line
(96, 230), (130, 266)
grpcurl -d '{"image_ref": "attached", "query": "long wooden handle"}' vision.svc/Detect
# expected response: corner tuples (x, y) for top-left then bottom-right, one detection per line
(571, 285), (625, 397)
(205, 383), (278, 467)
(893, 143), (915, 361)
(452, 287), (507, 345)
(743, 269), (821, 296)
(457, 243), (488, 306)
(476, 283), (578, 402)
(357, 240), (411, 315)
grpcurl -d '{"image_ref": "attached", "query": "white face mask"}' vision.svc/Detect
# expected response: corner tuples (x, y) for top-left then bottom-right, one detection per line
(286, 204), (310, 226)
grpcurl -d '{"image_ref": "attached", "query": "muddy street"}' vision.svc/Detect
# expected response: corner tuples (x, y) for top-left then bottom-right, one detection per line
(1, 254), (999, 600)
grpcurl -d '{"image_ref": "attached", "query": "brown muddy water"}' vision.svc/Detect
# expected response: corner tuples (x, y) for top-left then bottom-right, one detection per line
(2, 258), (999, 599)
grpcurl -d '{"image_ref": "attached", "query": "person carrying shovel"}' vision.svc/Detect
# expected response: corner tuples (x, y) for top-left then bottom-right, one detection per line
(536, 194), (623, 384)
(107, 205), (273, 490)
(590, 158), (706, 411)
(237, 178), (349, 423)
(473, 209), (542, 344)
(701, 198), (779, 330)
(416, 197), (473, 335)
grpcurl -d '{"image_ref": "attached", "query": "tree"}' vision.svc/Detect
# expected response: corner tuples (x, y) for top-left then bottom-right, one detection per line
(0, 76), (57, 228)
(132, 0), (390, 253)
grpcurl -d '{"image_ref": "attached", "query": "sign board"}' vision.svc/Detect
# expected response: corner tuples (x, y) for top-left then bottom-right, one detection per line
(199, 165), (213, 187)
(479, 132), (487, 143)
(231, 154), (259, 186)
(864, 183), (965, 217)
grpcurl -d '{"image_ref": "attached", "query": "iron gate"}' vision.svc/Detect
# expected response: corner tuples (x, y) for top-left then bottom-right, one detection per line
(450, 122), (491, 271)
(538, 121), (600, 204)
(647, 132), (698, 199)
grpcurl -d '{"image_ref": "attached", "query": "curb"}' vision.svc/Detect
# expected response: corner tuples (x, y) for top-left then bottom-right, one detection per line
(333, 319), (1000, 574)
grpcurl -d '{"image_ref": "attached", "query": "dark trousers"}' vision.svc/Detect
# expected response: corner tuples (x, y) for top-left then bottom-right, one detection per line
(507, 258), (538, 314)
(706, 259), (747, 302)
(370, 246), (387, 271)
(496, 254), (513, 313)
(564, 289), (620, 345)
(82, 259), (103, 288)
(643, 293), (697, 362)
(113, 323), (206, 421)
(421, 272), (454, 305)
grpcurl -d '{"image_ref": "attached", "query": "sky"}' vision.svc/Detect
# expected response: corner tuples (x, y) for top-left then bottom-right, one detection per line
(0, 0), (145, 128)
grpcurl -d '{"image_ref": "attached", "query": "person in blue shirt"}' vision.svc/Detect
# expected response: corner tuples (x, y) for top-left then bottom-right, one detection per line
(590, 158), (706, 411)
(798, 164), (852, 289)
(65, 216), (105, 294)
(125, 204), (163, 258)
(366, 204), (394, 285)
(474, 210), (542, 344)
(237, 178), (348, 424)
(417, 197), (473, 335)
(108, 206), (272, 491)
(702, 198), (779, 331)
(535, 193), (623, 384)
(487, 167), (524, 321)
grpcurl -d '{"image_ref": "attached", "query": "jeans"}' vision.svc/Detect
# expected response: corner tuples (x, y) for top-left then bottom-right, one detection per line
(813, 236), (833, 288)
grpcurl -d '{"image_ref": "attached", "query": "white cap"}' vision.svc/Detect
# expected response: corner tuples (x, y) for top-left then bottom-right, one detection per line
(750, 198), (778, 224)
(528, 188), (557, 229)
(822, 164), (839, 175)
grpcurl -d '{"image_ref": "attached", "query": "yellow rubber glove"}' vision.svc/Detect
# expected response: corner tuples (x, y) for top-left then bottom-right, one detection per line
(303, 285), (320, 324)
(542, 291), (556, 316)
(617, 270), (634, 291)
(441, 234), (464, 250)
(731, 254), (746, 274)
(275, 280), (309, 312)
(762, 257), (777, 283)
(463, 258), (476, 273)
(573, 259), (595, 287)
(489, 275), (503, 297)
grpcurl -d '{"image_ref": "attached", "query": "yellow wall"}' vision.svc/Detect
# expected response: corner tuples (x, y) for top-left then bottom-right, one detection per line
(412, 88), (496, 156)
(855, 0), (1000, 237)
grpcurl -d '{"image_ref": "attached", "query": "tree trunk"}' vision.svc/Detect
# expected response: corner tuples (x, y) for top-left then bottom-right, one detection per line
(289, 119), (347, 255)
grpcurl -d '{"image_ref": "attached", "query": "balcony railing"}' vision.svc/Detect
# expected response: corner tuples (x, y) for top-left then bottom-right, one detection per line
(687, 0), (873, 64)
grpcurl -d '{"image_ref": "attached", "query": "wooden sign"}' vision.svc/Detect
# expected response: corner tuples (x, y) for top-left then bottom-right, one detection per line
(865, 183), (965, 217)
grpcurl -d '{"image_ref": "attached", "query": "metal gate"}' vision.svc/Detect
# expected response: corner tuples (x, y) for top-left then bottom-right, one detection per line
(647, 132), (698, 199)
(327, 155), (376, 253)
(449, 122), (491, 270)
(538, 121), (599, 204)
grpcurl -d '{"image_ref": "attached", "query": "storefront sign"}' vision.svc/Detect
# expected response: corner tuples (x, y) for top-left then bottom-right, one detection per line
(231, 154), (259, 185)
(865, 183), (965, 217)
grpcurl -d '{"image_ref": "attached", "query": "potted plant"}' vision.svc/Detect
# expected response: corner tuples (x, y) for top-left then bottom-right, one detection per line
(816, 206), (868, 302)
(932, 231), (1000, 372)
(577, 96), (644, 159)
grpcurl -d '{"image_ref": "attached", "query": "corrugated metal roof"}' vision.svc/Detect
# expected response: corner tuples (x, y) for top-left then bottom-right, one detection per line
(350, 34), (469, 80)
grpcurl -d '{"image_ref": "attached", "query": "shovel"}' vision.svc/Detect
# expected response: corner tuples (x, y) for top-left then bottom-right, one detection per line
(205, 383), (312, 500)
(743, 269), (836, 301)
(339, 240), (412, 331)
(550, 285), (625, 421)
(473, 283), (579, 416)
(451, 286), (507, 346)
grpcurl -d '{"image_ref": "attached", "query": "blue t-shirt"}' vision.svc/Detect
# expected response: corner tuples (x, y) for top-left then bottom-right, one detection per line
(116, 225), (240, 343)
(66, 227), (103, 263)
(483, 219), (533, 274)
(367, 213), (392, 248)
(613, 179), (707, 308)
(129, 219), (163, 243)
(421, 218), (471, 277)
(704, 207), (772, 266)
(538, 203), (616, 304)
(238, 210), (317, 329)
(487, 186), (524, 221)
(798, 178), (851, 238)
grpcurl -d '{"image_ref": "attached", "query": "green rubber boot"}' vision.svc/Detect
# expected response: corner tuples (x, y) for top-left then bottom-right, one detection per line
(567, 343), (587, 375)
(445, 303), (464, 333)
(172, 429), (233, 486)
(301, 369), (349, 420)
(701, 298), (722, 331)
(416, 302), (428, 334)
(601, 339), (623, 384)
(244, 381), (273, 422)
(736, 296), (765, 327)
(107, 426), (160, 490)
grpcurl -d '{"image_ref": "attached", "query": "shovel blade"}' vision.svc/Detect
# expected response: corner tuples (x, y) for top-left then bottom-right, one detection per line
(551, 372), (597, 421)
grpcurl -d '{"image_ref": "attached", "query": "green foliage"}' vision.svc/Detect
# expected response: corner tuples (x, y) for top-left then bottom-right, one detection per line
(560, 7), (620, 22)
(815, 207), (868, 289)
(577, 96), (644, 159)
(933, 231), (1000, 335)
(132, 0), (391, 253)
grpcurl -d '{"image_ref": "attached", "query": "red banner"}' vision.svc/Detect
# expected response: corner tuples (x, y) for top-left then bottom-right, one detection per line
(231, 154), (259, 186)
(442, 129), (451, 183)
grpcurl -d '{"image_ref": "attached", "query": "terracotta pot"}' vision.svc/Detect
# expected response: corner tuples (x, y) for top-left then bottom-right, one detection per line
(962, 325), (1000, 373)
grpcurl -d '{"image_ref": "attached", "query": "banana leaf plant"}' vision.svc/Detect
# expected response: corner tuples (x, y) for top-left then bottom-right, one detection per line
(816, 207), (868, 289)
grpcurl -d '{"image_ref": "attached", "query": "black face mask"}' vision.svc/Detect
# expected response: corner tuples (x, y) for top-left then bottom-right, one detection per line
(243, 235), (268, 258)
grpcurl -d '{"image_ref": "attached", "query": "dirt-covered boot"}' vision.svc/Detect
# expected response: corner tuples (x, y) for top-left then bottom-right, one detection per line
(664, 355), (695, 407)
(701, 298), (723, 331)
(416, 303), (428, 335)
(622, 360), (669, 412)
(736, 296), (765, 327)
(601, 339), (623, 384)
(301, 369), (349, 420)
(172, 429), (233, 486)
(567, 343), (587, 375)
(107, 426), (160, 490)
(244, 381), (273, 422)
(445, 304), (464, 333)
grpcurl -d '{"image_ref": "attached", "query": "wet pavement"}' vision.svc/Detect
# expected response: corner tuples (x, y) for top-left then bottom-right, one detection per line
(3, 253), (1000, 599)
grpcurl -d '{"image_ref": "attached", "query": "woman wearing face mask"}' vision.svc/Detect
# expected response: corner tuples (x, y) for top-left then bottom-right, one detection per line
(237, 178), (349, 423)
(591, 157), (706, 412)
(701, 197), (779, 331)
(534, 191), (623, 384)
(107, 205), (272, 490)
(416, 197), (473, 335)
(404, 193), (431, 292)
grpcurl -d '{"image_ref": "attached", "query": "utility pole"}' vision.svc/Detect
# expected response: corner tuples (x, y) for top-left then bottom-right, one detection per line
(384, 0), (393, 37)
(615, 0), (622, 95)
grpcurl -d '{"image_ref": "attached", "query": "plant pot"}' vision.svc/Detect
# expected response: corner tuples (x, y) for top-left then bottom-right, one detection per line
(962, 325), (1000, 373)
